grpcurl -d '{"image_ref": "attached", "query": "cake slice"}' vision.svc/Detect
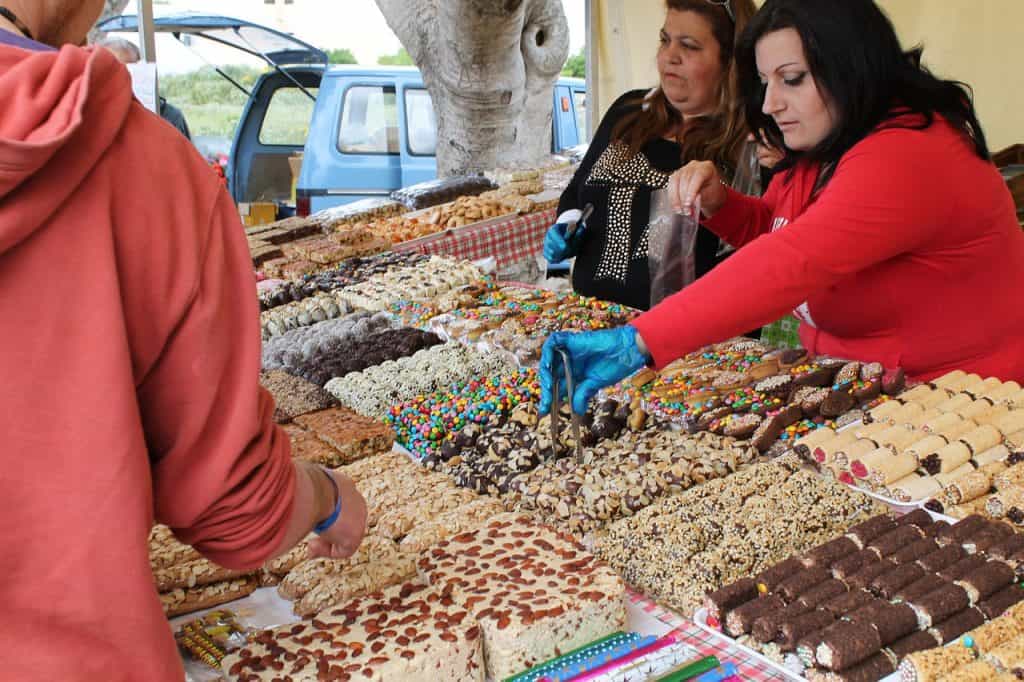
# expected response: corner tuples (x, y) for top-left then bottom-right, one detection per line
(416, 513), (627, 679)
(220, 581), (485, 681)
(293, 406), (395, 465)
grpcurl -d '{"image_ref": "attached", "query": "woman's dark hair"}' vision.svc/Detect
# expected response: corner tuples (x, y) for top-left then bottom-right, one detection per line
(736, 0), (989, 189)
(611, 0), (759, 178)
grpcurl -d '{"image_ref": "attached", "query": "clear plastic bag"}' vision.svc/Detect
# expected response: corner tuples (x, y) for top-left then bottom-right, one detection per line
(648, 188), (700, 308)
(717, 141), (762, 258)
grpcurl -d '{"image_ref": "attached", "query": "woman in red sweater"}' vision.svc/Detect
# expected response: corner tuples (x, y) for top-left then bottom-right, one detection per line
(541, 0), (1024, 415)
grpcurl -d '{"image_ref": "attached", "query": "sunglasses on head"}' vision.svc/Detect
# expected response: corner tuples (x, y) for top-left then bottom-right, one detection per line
(705, 0), (735, 22)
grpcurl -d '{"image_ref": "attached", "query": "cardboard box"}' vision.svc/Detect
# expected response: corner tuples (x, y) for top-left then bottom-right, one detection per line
(239, 202), (277, 227)
(288, 153), (304, 204)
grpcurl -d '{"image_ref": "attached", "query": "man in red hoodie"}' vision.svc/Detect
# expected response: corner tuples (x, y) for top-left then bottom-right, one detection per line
(0, 3), (367, 680)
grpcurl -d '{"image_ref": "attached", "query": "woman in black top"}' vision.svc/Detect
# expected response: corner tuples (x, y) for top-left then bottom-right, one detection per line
(549, 0), (758, 311)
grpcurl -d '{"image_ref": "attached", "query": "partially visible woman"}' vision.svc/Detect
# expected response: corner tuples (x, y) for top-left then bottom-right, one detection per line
(546, 0), (758, 311)
(540, 0), (1024, 415)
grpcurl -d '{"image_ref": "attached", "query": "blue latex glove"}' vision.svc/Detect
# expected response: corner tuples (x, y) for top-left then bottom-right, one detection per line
(539, 326), (649, 416)
(543, 209), (587, 263)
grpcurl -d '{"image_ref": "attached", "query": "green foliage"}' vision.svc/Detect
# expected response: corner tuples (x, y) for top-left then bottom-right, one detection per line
(562, 47), (585, 78)
(327, 48), (358, 64)
(160, 66), (263, 139)
(378, 48), (414, 66)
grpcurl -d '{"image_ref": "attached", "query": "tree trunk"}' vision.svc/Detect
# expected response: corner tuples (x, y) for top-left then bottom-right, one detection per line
(88, 0), (132, 44)
(376, 0), (570, 176)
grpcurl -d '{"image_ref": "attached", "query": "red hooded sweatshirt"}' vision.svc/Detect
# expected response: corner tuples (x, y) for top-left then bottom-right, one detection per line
(0, 44), (295, 680)
(633, 115), (1024, 382)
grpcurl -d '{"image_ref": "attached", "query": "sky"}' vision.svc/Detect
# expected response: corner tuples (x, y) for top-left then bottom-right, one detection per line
(120, 0), (586, 74)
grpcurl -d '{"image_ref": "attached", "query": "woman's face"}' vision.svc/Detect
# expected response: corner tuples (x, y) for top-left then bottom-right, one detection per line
(755, 28), (837, 151)
(657, 10), (726, 117)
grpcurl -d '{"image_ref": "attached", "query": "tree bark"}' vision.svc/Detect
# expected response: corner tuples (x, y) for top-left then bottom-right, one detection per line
(88, 0), (132, 44)
(376, 0), (570, 176)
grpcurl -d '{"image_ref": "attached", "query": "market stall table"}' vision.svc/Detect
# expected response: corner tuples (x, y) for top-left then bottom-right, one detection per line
(171, 586), (787, 681)
(393, 207), (555, 269)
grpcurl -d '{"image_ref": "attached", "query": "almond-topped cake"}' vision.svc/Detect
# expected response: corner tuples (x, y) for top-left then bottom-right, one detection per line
(416, 513), (626, 679)
(220, 581), (485, 681)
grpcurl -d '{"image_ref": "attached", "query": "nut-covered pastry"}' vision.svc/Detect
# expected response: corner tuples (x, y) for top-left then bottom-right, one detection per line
(221, 581), (485, 681)
(417, 514), (626, 680)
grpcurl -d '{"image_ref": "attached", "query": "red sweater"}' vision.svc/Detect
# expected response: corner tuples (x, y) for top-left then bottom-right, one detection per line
(633, 115), (1024, 383)
(0, 45), (294, 679)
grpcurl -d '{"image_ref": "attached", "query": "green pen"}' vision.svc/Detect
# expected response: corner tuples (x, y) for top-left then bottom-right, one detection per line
(654, 655), (720, 682)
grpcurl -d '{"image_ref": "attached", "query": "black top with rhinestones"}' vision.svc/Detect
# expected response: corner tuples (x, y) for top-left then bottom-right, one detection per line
(559, 90), (731, 311)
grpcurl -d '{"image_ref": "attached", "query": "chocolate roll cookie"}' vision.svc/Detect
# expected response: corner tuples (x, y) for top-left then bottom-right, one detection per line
(705, 578), (759, 622)
(725, 594), (785, 637)
(814, 620), (883, 672)
(907, 583), (971, 628)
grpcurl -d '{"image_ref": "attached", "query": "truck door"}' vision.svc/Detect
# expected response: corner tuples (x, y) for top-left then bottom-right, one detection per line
(230, 68), (321, 207)
(308, 80), (403, 212)
(397, 82), (439, 187)
(552, 84), (579, 151)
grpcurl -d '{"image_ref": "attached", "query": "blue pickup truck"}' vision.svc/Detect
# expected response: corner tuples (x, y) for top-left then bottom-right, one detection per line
(99, 14), (588, 217)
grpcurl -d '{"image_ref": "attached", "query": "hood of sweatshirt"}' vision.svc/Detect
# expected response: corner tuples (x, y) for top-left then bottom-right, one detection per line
(0, 43), (133, 253)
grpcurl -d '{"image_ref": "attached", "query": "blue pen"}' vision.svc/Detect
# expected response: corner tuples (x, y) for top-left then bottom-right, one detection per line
(695, 662), (738, 682)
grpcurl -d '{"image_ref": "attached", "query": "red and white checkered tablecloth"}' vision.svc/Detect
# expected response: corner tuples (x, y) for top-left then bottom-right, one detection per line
(393, 208), (555, 268)
(626, 590), (793, 681)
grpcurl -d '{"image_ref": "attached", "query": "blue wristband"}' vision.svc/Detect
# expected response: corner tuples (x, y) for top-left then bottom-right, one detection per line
(313, 468), (342, 534)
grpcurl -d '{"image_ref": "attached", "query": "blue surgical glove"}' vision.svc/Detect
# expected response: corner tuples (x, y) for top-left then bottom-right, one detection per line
(539, 326), (649, 416)
(543, 209), (587, 263)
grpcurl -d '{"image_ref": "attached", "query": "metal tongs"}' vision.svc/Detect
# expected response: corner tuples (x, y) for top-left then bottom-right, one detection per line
(549, 347), (584, 463)
(564, 203), (595, 240)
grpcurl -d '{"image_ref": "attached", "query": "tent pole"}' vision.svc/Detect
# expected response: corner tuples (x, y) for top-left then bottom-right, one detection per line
(585, 0), (597, 143)
(137, 0), (156, 62)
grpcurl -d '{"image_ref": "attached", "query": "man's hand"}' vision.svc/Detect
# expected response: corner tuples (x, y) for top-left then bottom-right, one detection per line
(307, 471), (367, 559)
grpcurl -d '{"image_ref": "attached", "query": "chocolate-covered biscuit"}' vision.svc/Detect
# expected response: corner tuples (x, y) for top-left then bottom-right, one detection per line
(848, 600), (919, 644)
(870, 563), (926, 599)
(895, 574), (951, 603)
(917, 545), (966, 573)
(890, 538), (940, 565)
(832, 549), (884, 581)
(897, 509), (936, 530)
(820, 589), (875, 618)
(907, 583), (970, 628)
(797, 579), (850, 609)
(937, 555), (989, 581)
(776, 567), (831, 603)
(752, 601), (812, 643)
(755, 557), (805, 593)
(779, 610), (835, 652)
(845, 514), (898, 548)
(929, 606), (985, 644)
(884, 630), (940, 659)
(725, 594), (784, 637)
(956, 561), (1015, 603)
(985, 531), (1024, 560)
(802, 536), (860, 569)
(977, 585), (1024, 619)
(868, 525), (926, 558)
(847, 560), (898, 591)
(814, 620), (883, 672)
(705, 578), (758, 621)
